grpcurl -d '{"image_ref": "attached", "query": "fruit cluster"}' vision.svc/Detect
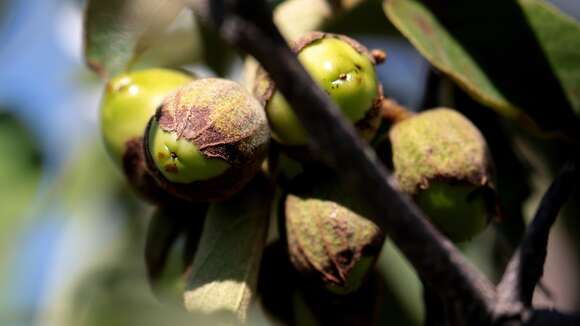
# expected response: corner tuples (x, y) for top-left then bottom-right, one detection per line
(99, 31), (497, 297)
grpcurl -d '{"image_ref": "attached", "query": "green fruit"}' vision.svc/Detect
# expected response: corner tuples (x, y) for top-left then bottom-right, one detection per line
(100, 69), (193, 167)
(284, 172), (385, 295)
(145, 78), (270, 202)
(254, 32), (382, 147)
(99, 69), (193, 203)
(389, 108), (496, 242)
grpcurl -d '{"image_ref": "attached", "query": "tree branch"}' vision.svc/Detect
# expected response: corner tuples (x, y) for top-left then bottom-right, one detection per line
(188, 0), (496, 322)
(523, 309), (580, 325)
(381, 97), (414, 124)
(497, 157), (579, 312)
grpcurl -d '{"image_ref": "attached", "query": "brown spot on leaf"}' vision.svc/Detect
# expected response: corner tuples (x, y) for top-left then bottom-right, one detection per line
(416, 15), (433, 35)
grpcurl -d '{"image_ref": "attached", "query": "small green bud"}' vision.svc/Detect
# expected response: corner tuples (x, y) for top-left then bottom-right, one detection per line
(284, 173), (385, 295)
(389, 108), (497, 242)
(254, 32), (382, 147)
(145, 78), (270, 202)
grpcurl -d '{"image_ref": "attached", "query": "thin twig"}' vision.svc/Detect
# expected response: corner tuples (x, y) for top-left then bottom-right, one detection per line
(187, 0), (496, 322)
(381, 97), (414, 124)
(497, 157), (579, 313)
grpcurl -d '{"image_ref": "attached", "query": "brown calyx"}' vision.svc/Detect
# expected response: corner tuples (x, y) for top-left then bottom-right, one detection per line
(143, 79), (270, 202)
(122, 137), (182, 205)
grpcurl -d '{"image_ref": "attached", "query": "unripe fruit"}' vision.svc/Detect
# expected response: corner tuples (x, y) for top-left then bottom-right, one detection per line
(100, 69), (193, 166)
(145, 78), (270, 202)
(284, 173), (385, 295)
(99, 69), (193, 202)
(389, 108), (497, 242)
(254, 32), (383, 147)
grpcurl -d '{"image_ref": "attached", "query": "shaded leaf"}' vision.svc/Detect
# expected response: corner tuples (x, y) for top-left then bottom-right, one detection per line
(144, 203), (206, 303)
(257, 240), (297, 324)
(327, 0), (398, 36)
(84, 0), (184, 78)
(377, 240), (423, 326)
(183, 176), (273, 322)
(384, 0), (580, 137)
(198, 21), (237, 77)
(293, 271), (385, 326)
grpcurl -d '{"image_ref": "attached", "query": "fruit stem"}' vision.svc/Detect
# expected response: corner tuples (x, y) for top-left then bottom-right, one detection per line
(371, 49), (387, 65)
(380, 97), (414, 124)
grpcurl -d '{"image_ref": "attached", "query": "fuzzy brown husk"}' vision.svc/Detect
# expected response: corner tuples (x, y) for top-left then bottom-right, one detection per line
(284, 172), (385, 294)
(389, 108), (495, 195)
(144, 78), (270, 202)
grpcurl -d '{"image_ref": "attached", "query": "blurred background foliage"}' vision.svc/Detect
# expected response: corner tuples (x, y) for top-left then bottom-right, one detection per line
(0, 0), (579, 325)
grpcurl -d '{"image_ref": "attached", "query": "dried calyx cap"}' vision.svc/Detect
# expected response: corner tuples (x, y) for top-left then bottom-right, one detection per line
(145, 78), (270, 202)
(389, 108), (497, 242)
(284, 172), (385, 295)
(254, 31), (383, 148)
(99, 68), (193, 202)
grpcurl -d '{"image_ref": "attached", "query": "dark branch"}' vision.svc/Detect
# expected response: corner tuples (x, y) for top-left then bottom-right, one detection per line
(497, 157), (579, 311)
(523, 309), (580, 326)
(422, 279), (448, 326)
(188, 0), (496, 321)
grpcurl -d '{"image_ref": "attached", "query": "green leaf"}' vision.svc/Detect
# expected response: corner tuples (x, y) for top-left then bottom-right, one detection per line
(384, 0), (580, 136)
(133, 10), (204, 70)
(183, 176), (273, 322)
(274, 0), (366, 41)
(327, 0), (398, 36)
(84, 0), (184, 78)
(144, 203), (206, 304)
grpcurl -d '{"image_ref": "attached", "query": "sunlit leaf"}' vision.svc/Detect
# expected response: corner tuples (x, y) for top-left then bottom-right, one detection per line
(84, 0), (185, 78)
(384, 0), (580, 137)
(274, 0), (366, 41)
(184, 176), (273, 322)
